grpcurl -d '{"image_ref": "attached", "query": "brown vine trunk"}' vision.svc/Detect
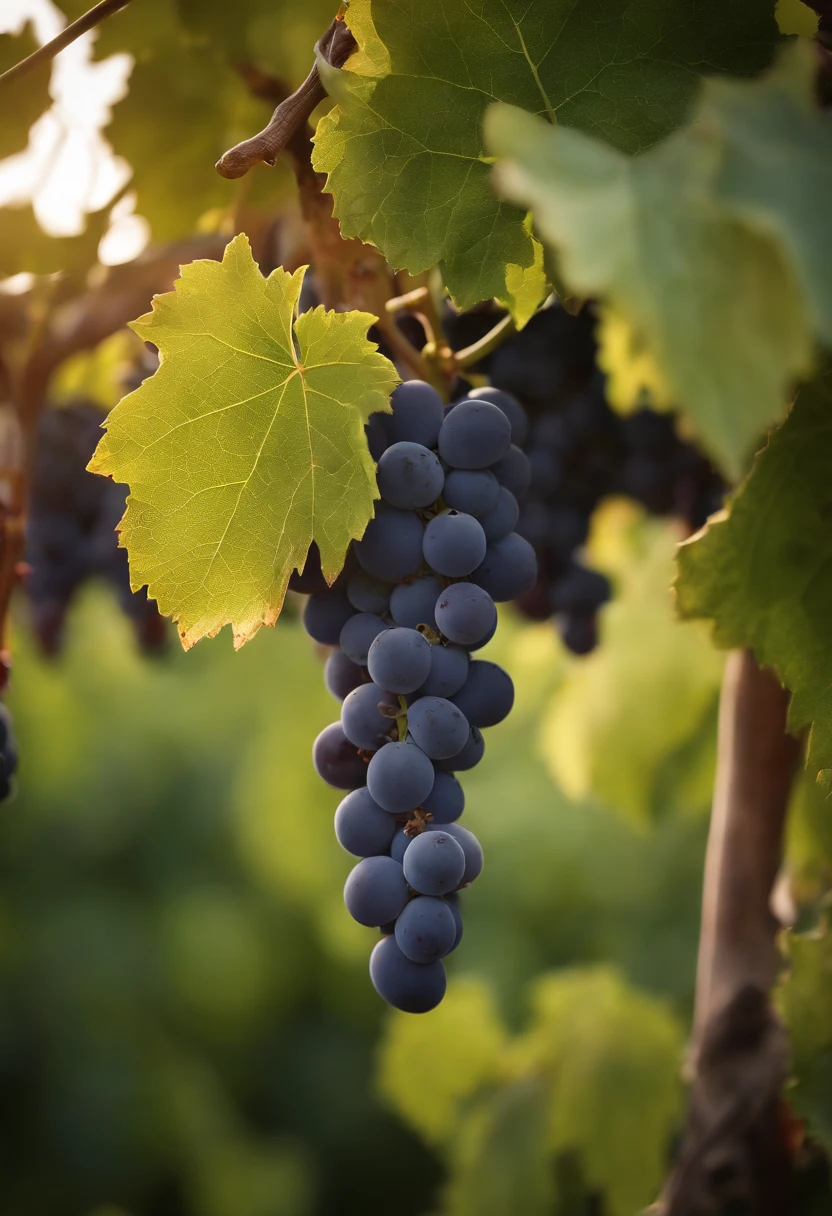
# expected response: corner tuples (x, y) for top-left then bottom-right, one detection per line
(662, 649), (801, 1215)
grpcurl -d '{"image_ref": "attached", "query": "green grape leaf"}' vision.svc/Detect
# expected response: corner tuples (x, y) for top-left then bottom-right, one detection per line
(541, 514), (723, 828)
(442, 1078), (555, 1216)
(485, 42), (828, 477)
(676, 370), (832, 775)
(776, 924), (832, 1154)
(513, 967), (684, 1216)
(0, 22), (51, 162)
(312, 0), (779, 317)
(376, 980), (508, 1146)
(88, 234), (398, 649)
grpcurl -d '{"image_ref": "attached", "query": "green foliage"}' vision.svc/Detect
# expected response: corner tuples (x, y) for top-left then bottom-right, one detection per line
(0, 21), (51, 161)
(312, 0), (778, 318)
(676, 370), (832, 776)
(541, 510), (723, 827)
(0, 201), (111, 278)
(89, 234), (398, 648)
(776, 923), (832, 1155)
(486, 42), (830, 477)
(380, 964), (683, 1216)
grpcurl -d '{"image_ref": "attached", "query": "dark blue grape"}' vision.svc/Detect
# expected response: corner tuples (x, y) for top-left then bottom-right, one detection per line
(403, 830), (466, 895)
(447, 898), (463, 951)
(438, 400), (511, 470)
(423, 770), (464, 824)
(558, 611), (599, 655)
(467, 386), (528, 446)
(312, 723), (368, 789)
(417, 644), (468, 698)
(335, 788), (397, 857)
(389, 828), (411, 863)
(479, 487), (519, 543)
(324, 648), (366, 701)
(491, 445), (531, 498)
(389, 381), (444, 448)
(339, 613), (388, 665)
(549, 563), (611, 613)
(471, 532), (537, 602)
(434, 583), (497, 647)
(289, 542), (329, 594)
(303, 589), (355, 645)
(354, 503), (425, 581)
(346, 569), (391, 615)
(423, 510), (487, 578)
(451, 661), (514, 728)
(527, 447), (562, 496)
(366, 411), (391, 461)
(367, 740), (435, 813)
(369, 935), (446, 1013)
(395, 896), (456, 962)
(407, 696), (469, 760)
(377, 441), (444, 509)
(389, 575), (441, 630)
(341, 682), (398, 750)
(430, 822), (483, 886)
(344, 856), (409, 926)
(368, 626), (432, 694)
(443, 470), (499, 517)
(435, 724), (485, 772)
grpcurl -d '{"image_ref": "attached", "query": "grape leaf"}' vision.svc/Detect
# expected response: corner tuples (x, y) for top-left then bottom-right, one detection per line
(514, 968), (684, 1216)
(88, 234), (398, 649)
(541, 513), (723, 827)
(776, 924), (832, 1154)
(312, 0), (779, 317)
(376, 980), (507, 1145)
(485, 42), (829, 477)
(675, 370), (832, 774)
(0, 22), (51, 162)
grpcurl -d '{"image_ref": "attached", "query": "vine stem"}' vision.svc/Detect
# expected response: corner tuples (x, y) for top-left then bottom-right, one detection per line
(0, 0), (131, 87)
(454, 314), (516, 370)
(661, 650), (801, 1216)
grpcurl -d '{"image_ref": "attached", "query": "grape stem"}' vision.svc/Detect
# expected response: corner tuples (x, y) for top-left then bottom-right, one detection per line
(0, 0), (131, 87)
(661, 651), (800, 1215)
(454, 314), (516, 370)
(396, 696), (409, 743)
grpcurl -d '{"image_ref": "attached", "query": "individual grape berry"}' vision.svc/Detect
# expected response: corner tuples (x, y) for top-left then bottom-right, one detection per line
(549, 563), (611, 613)
(368, 627), (432, 694)
(325, 648), (367, 701)
(451, 661), (514, 728)
(491, 445), (532, 498)
(423, 510), (487, 578)
(341, 682), (399, 750)
(289, 542), (329, 594)
(367, 740), (435, 813)
(406, 696), (469, 760)
(354, 503), (425, 582)
(558, 611), (599, 655)
(335, 788), (397, 857)
(388, 575), (441, 631)
(430, 822), (483, 886)
(479, 487), (519, 543)
(395, 896), (457, 962)
(312, 723), (368, 789)
(303, 589), (355, 645)
(389, 827), (411, 864)
(403, 830), (466, 896)
(369, 935), (446, 1013)
(446, 897), (463, 951)
(470, 532), (537, 602)
(442, 470), (499, 517)
(417, 644), (469, 699)
(435, 724), (485, 773)
(377, 441), (445, 510)
(388, 380), (445, 448)
(344, 856), (409, 926)
(467, 386), (528, 446)
(434, 583), (497, 647)
(422, 770), (464, 824)
(438, 399), (512, 470)
(339, 613), (388, 665)
(365, 411), (391, 461)
(346, 569), (391, 615)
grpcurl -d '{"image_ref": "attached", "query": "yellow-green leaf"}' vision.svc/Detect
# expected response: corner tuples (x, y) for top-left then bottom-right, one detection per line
(776, 923), (832, 1154)
(89, 234), (398, 649)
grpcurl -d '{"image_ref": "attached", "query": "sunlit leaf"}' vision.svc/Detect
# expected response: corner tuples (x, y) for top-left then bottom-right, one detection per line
(776, 923), (832, 1154)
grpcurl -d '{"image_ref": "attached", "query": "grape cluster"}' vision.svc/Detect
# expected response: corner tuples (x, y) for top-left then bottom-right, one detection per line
(303, 381), (535, 1013)
(0, 706), (18, 802)
(25, 402), (166, 655)
(484, 304), (724, 655)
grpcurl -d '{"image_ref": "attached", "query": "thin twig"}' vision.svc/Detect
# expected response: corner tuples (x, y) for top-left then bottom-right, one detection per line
(0, 0), (131, 87)
(216, 16), (356, 180)
(454, 313), (516, 369)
